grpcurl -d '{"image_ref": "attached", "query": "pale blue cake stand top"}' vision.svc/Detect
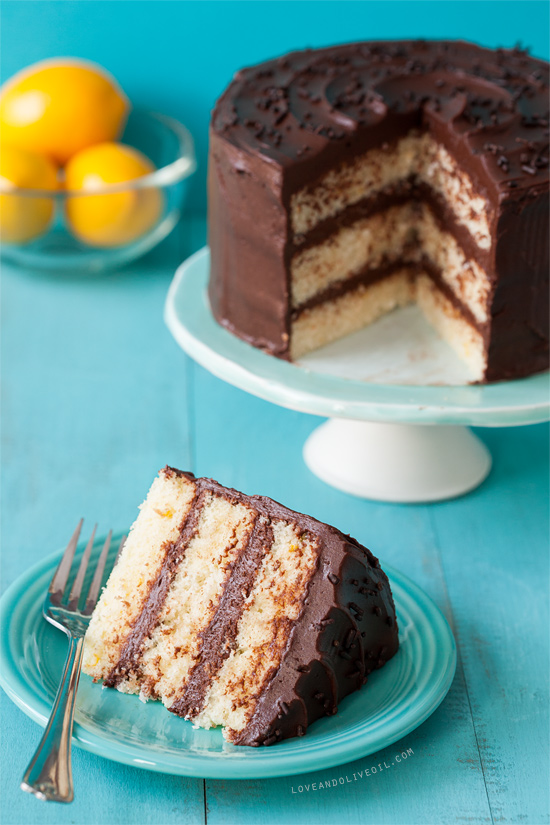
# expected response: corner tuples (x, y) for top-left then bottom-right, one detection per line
(164, 248), (549, 502)
(165, 247), (549, 427)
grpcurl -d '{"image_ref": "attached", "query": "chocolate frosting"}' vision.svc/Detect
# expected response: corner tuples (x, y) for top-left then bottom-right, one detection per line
(231, 525), (399, 747)
(208, 40), (549, 381)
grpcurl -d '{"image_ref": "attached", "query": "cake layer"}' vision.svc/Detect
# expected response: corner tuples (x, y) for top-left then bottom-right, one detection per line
(84, 468), (400, 745)
(416, 273), (487, 379)
(290, 202), (418, 309)
(290, 201), (492, 326)
(137, 492), (256, 703)
(290, 269), (414, 360)
(416, 206), (491, 325)
(290, 132), (492, 250)
(82, 471), (197, 680)
(193, 520), (319, 739)
(290, 267), (488, 380)
(167, 513), (274, 719)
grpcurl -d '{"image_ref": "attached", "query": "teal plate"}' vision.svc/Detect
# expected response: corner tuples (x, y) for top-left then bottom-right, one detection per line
(0, 534), (456, 779)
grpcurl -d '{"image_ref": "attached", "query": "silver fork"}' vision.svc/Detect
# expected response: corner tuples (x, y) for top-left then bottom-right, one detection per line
(21, 521), (123, 803)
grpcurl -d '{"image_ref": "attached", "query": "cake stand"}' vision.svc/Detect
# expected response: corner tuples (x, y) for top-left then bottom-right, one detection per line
(164, 248), (549, 503)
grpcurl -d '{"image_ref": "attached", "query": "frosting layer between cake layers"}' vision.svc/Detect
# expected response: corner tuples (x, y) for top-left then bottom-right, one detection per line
(208, 40), (549, 382)
(83, 468), (399, 745)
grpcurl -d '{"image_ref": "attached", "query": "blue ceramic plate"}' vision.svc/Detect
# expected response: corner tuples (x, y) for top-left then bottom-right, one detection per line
(0, 534), (456, 779)
(164, 248), (549, 427)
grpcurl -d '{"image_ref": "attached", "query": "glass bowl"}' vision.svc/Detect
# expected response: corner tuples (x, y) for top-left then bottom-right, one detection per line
(0, 110), (196, 273)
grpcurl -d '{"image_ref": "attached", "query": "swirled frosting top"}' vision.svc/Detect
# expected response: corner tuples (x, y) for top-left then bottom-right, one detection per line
(212, 40), (549, 198)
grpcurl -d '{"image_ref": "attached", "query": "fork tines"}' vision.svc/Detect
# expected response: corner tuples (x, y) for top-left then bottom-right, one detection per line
(49, 522), (117, 615)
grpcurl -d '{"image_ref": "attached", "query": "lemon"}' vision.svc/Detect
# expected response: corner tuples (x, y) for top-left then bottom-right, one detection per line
(0, 144), (58, 243)
(65, 142), (163, 247)
(0, 59), (129, 165)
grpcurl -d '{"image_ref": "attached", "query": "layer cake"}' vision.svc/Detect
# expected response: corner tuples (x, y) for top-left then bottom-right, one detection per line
(83, 467), (399, 746)
(208, 40), (549, 382)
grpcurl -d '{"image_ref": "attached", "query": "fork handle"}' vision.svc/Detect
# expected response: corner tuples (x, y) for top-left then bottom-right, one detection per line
(21, 635), (84, 803)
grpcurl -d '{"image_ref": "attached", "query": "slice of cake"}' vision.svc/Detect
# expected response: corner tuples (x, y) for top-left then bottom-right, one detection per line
(83, 467), (399, 746)
(208, 40), (549, 382)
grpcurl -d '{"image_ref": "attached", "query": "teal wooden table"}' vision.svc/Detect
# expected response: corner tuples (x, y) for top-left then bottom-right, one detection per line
(1, 216), (548, 825)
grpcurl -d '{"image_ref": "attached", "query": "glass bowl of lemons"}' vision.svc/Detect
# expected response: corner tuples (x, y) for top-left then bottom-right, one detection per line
(0, 59), (196, 272)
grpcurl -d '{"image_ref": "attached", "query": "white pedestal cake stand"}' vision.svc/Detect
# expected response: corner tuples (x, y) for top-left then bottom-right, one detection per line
(164, 248), (549, 503)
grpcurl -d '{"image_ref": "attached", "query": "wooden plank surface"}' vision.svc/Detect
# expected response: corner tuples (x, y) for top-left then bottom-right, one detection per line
(1, 217), (548, 825)
(0, 228), (205, 825)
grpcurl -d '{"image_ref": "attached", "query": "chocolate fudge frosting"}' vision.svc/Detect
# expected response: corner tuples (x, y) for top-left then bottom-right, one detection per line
(106, 468), (399, 745)
(208, 40), (549, 381)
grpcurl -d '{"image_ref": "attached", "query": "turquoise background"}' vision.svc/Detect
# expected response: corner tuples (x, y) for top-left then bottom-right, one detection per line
(2, 0), (549, 213)
(1, 3), (549, 824)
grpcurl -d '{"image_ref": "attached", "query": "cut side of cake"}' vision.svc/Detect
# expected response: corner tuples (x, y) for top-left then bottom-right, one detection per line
(288, 133), (493, 379)
(83, 467), (399, 746)
(208, 41), (549, 382)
